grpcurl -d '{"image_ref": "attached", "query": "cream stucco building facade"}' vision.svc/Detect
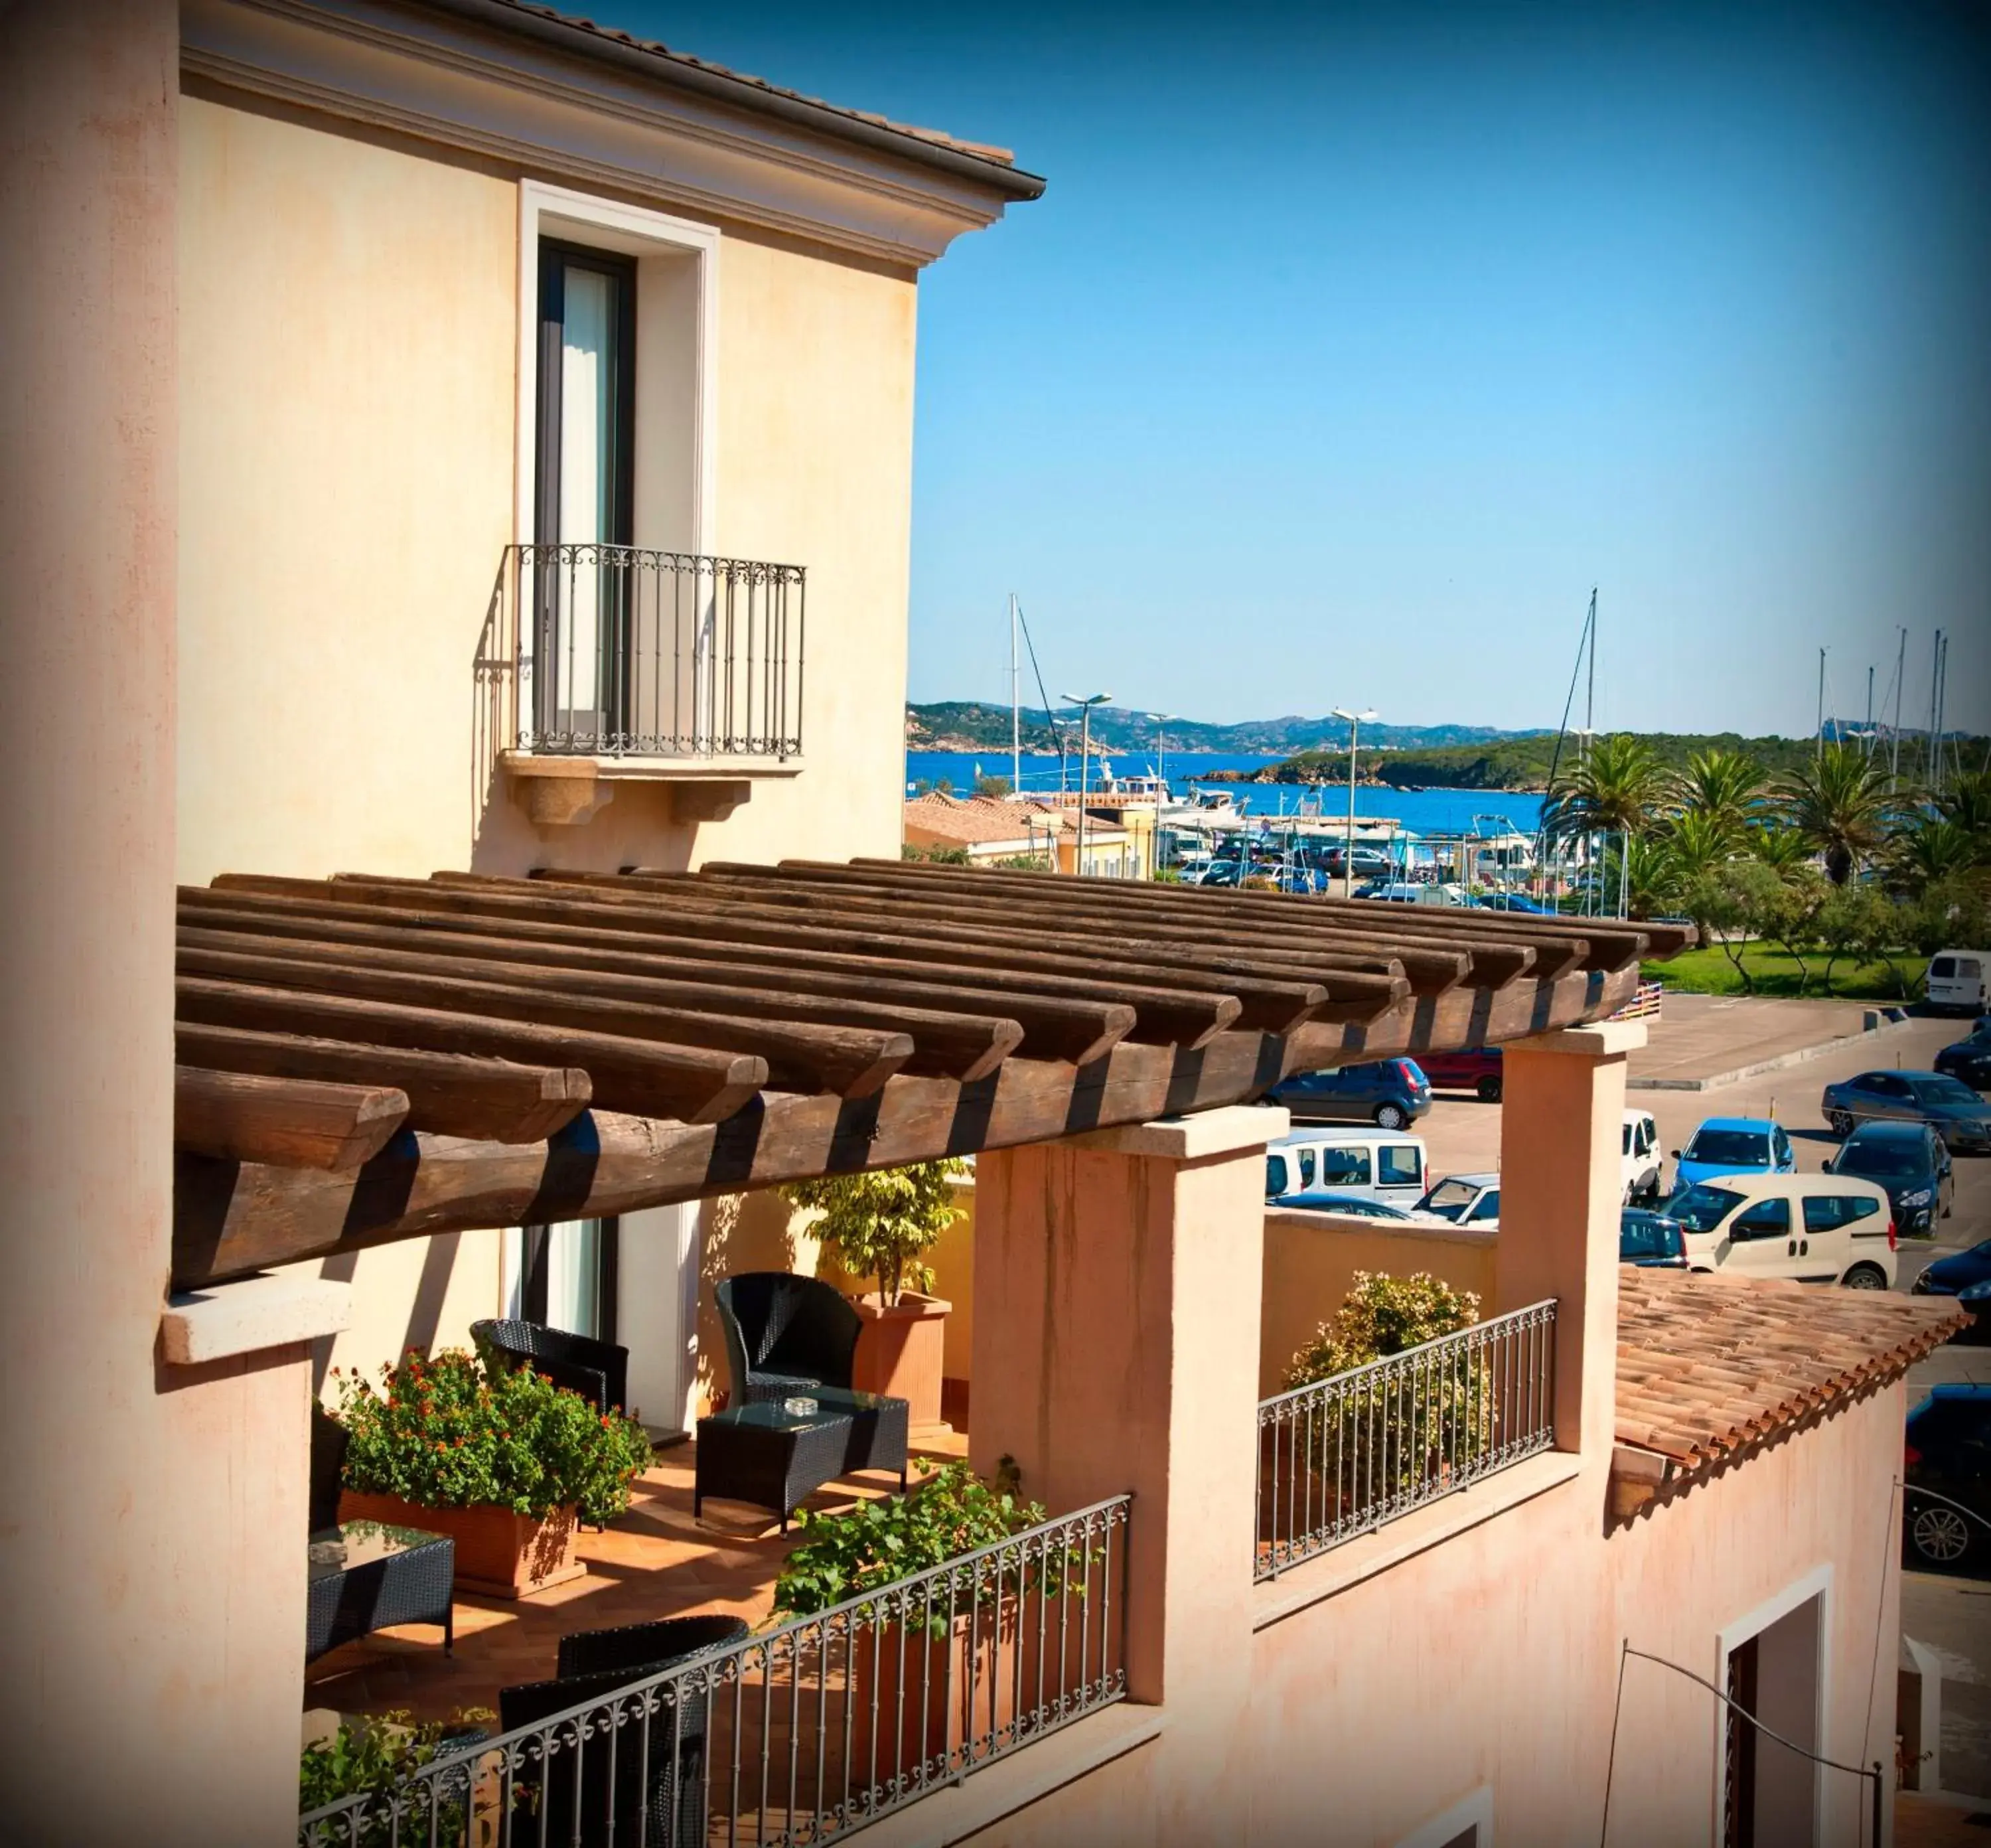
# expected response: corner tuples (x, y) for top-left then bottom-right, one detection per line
(170, 0), (1041, 1411)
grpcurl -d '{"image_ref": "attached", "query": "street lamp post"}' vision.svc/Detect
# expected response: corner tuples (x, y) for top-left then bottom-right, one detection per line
(1330, 707), (1378, 898)
(1061, 693), (1112, 879)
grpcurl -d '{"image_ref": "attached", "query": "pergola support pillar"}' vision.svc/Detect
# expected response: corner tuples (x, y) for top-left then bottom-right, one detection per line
(1495, 1020), (1647, 1464)
(970, 1105), (1286, 1846)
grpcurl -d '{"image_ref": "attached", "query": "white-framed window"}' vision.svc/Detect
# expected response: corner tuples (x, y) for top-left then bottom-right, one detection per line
(516, 180), (718, 556)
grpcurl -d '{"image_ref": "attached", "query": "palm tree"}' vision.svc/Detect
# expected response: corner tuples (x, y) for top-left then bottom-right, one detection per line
(1678, 747), (1766, 842)
(1542, 734), (1678, 916)
(1662, 809), (1736, 884)
(1888, 817), (1984, 894)
(1777, 742), (1897, 885)
(1934, 767), (1991, 837)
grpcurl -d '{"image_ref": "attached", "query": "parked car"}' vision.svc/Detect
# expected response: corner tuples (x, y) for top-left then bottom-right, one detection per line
(1619, 1209), (1689, 1269)
(1903, 1385), (1991, 1572)
(1469, 892), (1558, 915)
(1820, 1070), (1991, 1152)
(1935, 1031), (1991, 1092)
(1274, 1192), (1417, 1221)
(1670, 1116), (1797, 1190)
(1910, 1237), (1991, 1302)
(1622, 1110), (1663, 1203)
(1265, 1130), (1430, 1209)
(1926, 950), (1990, 1016)
(1353, 881), (1467, 907)
(1416, 1046), (1505, 1102)
(1414, 1172), (1501, 1229)
(1825, 1120), (1953, 1237)
(1662, 1172), (1895, 1287)
(1266, 1058), (1431, 1130)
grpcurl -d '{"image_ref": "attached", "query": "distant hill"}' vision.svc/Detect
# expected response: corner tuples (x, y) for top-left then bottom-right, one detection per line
(906, 701), (1544, 756)
(1273, 732), (1852, 793)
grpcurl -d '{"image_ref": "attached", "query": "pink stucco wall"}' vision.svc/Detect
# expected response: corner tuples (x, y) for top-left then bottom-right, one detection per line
(1248, 1385), (1900, 1846)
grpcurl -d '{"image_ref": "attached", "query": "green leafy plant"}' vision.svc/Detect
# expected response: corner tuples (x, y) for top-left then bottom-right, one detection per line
(299, 1709), (492, 1846)
(773, 1459), (1080, 1638)
(780, 1159), (969, 1306)
(1282, 1272), (1491, 1497)
(331, 1349), (654, 1526)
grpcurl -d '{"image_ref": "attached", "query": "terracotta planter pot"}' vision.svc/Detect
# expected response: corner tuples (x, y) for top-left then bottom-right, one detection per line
(849, 1292), (951, 1436)
(845, 1604), (1077, 1792)
(338, 1491), (585, 1599)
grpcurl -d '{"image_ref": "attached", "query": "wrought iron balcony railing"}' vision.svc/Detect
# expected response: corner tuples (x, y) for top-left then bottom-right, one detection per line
(299, 1494), (1130, 1848)
(487, 543), (805, 761)
(1255, 1300), (1557, 1580)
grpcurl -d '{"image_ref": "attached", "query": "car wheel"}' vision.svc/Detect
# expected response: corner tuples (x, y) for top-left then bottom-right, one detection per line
(1828, 1111), (1854, 1138)
(1477, 1077), (1503, 1103)
(1374, 1103), (1408, 1131)
(1909, 1503), (1974, 1568)
(1841, 1263), (1888, 1290)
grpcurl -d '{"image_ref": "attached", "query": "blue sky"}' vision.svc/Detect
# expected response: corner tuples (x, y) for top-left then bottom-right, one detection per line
(622, 2), (1990, 737)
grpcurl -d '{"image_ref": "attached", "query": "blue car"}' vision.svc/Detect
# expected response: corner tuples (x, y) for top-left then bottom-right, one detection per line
(1470, 893), (1556, 915)
(1669, 1116), (1797, 1191)
(1266, 1059), (1432, 1132)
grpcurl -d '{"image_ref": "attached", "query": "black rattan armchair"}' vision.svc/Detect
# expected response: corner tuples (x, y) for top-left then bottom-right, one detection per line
(310, 1403), (348, 1534)
(712, 1272), (861, 1406)
(472, 1318), (630, 1415)
(499, 1648), (729, 1848)
(555, 1614), (751, 1682)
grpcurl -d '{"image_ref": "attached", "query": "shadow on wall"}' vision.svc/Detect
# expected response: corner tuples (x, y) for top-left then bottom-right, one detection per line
(695, 1189), (823, 1414)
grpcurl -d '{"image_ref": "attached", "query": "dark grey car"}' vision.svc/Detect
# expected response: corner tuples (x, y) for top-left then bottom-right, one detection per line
(1819, 1069), (1991, 1152)
(1826, 1120), (1953, 1236)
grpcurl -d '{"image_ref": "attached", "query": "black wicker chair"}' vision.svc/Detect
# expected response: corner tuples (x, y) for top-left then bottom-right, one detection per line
(555, 1614), (750, 1682)
(472, 1318), (630, 1415)
(713, 1272), (861, 1406)
(309, 1403), (348, 1534)
(499, 1630), (739, 1848)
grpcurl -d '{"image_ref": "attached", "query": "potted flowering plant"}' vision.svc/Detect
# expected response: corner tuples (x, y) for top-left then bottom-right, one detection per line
(331, 1349), (654, 1598)
(771, 1461), (1094, 1782)
(780, 1159), (968, 1432)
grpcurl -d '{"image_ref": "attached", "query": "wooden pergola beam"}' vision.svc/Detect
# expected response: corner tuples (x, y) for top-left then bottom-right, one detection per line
(174, 1065), (408, 1172)
(175, 1021), (592, 1144)
(171, 962), (1633, 1287)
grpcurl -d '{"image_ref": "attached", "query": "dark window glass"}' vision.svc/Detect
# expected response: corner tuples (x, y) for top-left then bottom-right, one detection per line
(1836, 1142), (1927, 1180)
(1686, 1130), (1772, 1167)
(1730, 1197), (1791, 1239)
(1803, 1196), (1852, 1233)
(1266, 1155), (1288, 1196)
(1377, 1146), (1422, 1188)
(1933, 958), (1958, 978)
(1621, 1217), (1684, 1261)
(1319, 1147), (1370, 1188)
(1670, 1184), (1746, 1233)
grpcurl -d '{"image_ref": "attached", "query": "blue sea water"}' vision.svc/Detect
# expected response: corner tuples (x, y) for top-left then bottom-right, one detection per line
(905, 750), (1545, 838)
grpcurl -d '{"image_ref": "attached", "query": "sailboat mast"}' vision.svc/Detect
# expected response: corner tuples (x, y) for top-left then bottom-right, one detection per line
(1891, 626), (1907, 787)
(1009, 593), (1021, 793)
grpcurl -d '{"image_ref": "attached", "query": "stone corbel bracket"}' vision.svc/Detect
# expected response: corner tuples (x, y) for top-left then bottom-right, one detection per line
(500, 751), (796, 826)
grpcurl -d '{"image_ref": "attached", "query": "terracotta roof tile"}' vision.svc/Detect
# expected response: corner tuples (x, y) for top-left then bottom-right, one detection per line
(480, 0), (1024, 168)
(1612, 1268), (1966, 1502)
(904, 793), (1068, 846)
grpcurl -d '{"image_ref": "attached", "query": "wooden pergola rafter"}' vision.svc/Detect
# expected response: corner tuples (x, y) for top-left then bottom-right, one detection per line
(171, 862), (1692, 1289)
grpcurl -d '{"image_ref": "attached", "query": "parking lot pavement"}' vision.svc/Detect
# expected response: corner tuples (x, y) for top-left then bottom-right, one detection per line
(1625, 990), (1892, 1086)
(1903, 1571), (1991, 1800)
(1414, 1010), (1991, 1300)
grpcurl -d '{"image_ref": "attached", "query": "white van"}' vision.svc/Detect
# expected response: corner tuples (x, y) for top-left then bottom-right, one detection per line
(1265, 1130), (1430, 1209)
(1927, 950), (1989, 1016)
(1623, 1110), (1662, 1203)
(1661, 1173), (1896, 1288)
(1354, 882), (1467, 907)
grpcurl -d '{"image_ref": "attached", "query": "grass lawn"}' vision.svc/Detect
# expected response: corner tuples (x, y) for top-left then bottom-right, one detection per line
(1641, 943), (1918, 1002)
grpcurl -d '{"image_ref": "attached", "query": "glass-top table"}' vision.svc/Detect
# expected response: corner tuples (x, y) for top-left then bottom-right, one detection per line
(307, 1519), (455, 1662)
(695, 1386), (910, 1533)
